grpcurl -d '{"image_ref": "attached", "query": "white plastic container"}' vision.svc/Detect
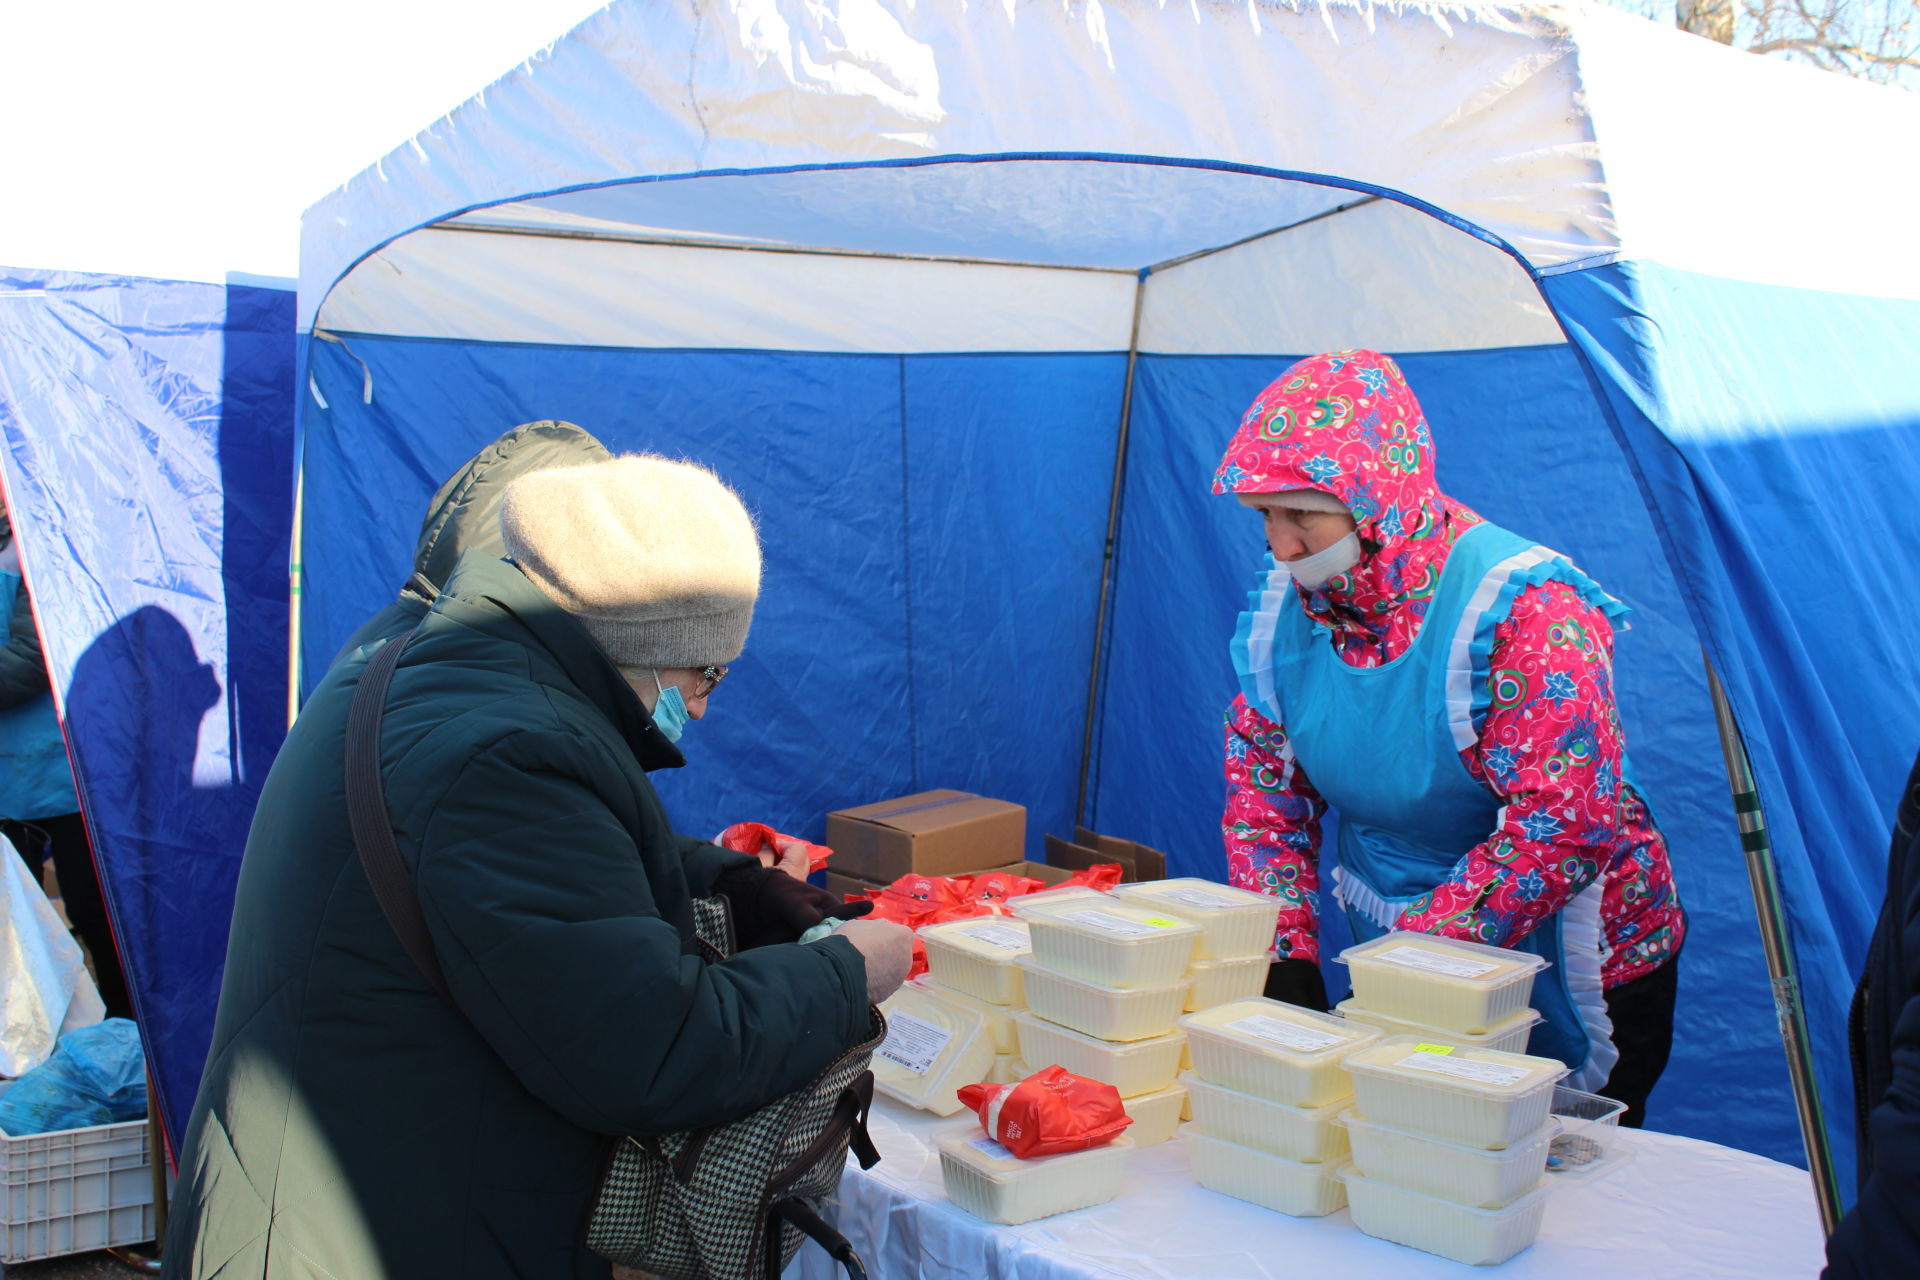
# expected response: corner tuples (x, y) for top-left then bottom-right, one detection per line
(1182, 1075), (1350, 1163)
(1340, 1110), (1556, 1208)
(1344, 1037), (1569, 1149)
(1013, 1012), (1185, 1098)
(1187, 1132), (1348, 1218)
(913, 977), (1022, 1054)
(1016, 957), (1189, 1041)
(1184, 954), (1270, 1012)
(1110, 879), (1281, 960)
(1179, 998), (1380, 1107)
(987, 1053), (1026, 1084)
(938, 1130), (1133, 1225)
(0, 1100), (155, 1265)
(1339, 933), (1546, 1034)
(1018, 898), (1199, 988)
(874, 983), (997, 1115)
(1342, 1167), (1550, 1265)
(920, 917), (1032, 1005)
(1548, 1085), (1631, 1179)
(1336, 999), (1542, 1055)
(1121, 1081), (1186, 1146)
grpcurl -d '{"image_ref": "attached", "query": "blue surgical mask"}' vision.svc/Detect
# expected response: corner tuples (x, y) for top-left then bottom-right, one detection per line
(1282, 530), (1363, 590)
(650, 670), (689, 743)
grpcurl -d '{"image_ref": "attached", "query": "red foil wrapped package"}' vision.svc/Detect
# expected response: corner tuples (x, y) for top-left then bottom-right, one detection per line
(955, 1066), (1133, 1159)
(716, 822), (834, 873)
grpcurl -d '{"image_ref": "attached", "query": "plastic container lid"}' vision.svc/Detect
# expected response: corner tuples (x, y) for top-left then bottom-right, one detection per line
(1109, 878), (1281, 959)
(1340, 933), (1547, 986)
(1012, 1012), (1186, 1098)
(1016, 897), (1201, 940)
(921, 916), (1032, 961)
(1008, 886), (1110, 915)
(908, 977), (1022, 1054)
(1180, 998), (1381, 1108)
(1343, 1036), (1567, 1099)
(873, 983), (997, 1116)
(1019, 899), (1200, 989)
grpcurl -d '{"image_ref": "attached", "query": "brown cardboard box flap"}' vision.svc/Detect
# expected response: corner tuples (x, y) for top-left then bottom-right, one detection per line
(1072, 827), (1167, 880)
(838, 789), (1018, 833)
(1046, 834), (1137, 882)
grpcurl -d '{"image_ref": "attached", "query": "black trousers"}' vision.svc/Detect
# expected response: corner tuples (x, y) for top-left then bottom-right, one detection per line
(1597, 954), (1680, 1129)
(3, 812), (133, 1019)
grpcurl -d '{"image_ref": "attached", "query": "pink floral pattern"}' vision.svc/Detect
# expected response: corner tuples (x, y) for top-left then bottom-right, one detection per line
(1217, 351), (1685, 988)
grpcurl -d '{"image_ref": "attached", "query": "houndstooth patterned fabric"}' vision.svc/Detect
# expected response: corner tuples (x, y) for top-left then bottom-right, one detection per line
(584, 898), (883, 1279)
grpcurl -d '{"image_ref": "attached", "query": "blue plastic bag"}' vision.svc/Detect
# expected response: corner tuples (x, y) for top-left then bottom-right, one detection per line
(0, 1018), (146, 1135)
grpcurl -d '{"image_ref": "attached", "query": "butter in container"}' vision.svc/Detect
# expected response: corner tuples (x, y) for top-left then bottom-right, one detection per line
(1340, 1109), (1556, 1208)
(1017, 898), (1199, 988)
(1335, 998), (1541, 1055)
(1338, 933), (1546, 1034)
(1013, 1012), (1185, 1098)
(1184, 954), (1271, 1012)
(1015, 956), (1189, 1042)
(1342, 1167), (1549, 1265)
(938, 1129), (1132, 1225)
(1343, 1036), (1568, 1149)
(910, 977), (1022, 1054)
(1188, 1133), (1347, 1218)
(1182, 1075), (1350, 1163)
(920, 917), (1032, 1005)
(1179, 998), (1380, 1108)
(1119, 1081), (1186, 1146)
(874, 983), (997, 1116)
(1111, 878), (1281, 960)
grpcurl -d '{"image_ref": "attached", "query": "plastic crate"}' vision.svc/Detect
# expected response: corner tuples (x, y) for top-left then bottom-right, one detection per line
(0, 1106), (154, 1265)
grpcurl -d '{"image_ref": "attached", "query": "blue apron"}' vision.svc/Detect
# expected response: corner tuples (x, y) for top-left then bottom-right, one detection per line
(0, 569), (78, 823)
(1231, 520), (1632, 1089)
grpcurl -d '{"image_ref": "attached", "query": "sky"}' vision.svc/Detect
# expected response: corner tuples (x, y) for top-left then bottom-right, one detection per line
(0, 1), (610, 285)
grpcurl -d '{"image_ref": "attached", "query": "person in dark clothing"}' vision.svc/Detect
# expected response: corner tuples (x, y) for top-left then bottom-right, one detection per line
(0, 499), (130, 1018)
(1824, 746), (1920, 1277)
(165, 448), (912, 1279)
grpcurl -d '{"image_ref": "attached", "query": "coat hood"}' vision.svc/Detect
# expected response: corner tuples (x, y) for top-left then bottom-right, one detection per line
(400, 420), (613, 607)
(1213, 349), (1480, 664)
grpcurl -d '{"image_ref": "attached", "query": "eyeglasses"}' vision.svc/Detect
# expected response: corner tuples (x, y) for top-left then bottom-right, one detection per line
(693, 665), (729, 698)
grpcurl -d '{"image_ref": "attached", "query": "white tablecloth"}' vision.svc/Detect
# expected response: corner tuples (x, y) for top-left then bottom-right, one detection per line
(789, 1098), (1825, 1280)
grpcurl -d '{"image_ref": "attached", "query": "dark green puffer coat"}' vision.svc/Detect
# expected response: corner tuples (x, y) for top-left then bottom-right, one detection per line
(163, 553), (871, 1279)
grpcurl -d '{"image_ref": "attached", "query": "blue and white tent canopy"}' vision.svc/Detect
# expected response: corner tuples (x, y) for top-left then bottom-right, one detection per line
(296, 0), (1920, 1182)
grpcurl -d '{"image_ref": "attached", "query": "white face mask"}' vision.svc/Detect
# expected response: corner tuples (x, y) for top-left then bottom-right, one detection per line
(1280, 530), (1362, 589)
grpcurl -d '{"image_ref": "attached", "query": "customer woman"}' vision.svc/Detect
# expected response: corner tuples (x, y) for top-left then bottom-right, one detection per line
(1216, 349), (1684, 1122)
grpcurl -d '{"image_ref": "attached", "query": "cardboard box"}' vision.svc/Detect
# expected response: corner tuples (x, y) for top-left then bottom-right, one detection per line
(823, 868), (888, 903)
(985, 860), (1075, 888)
(825, 790), (1026, 882)
(1049, 830), (1169, 883)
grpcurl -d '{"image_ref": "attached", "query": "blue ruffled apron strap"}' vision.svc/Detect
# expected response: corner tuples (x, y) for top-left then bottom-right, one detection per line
(1231, 556), (1296, 723)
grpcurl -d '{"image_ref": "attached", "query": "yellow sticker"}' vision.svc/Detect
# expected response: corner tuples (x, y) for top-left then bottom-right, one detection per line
(1144, 917), (1180, 928)
(1414, 1043), (1456, 1055)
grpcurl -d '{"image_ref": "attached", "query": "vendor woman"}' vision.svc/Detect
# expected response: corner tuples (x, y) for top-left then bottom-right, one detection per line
(1215, 349), (1684, 1124)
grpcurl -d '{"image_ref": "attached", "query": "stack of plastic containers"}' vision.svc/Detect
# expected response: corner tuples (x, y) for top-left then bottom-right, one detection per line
(1177, 997), (1381, 1216)
(1110, 878), (1282, 1012)
(1330, 931), (1567, 1264)
(1009, 894), (1199, 1145)
(1337, 932), (1546, 1051)
(918, 916), (1036, 1083)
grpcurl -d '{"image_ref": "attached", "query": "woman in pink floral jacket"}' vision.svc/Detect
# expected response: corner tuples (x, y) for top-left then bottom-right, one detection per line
(1217, 349), (1684, 1123)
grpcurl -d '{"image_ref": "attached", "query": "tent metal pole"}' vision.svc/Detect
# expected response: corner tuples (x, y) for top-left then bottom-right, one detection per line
(1075, 271), (1148, 826)
(1703, 655), (1843, 1235)
(287, 460), (304, 729)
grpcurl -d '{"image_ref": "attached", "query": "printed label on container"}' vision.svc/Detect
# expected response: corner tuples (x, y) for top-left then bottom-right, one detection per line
(1369, 944), (1501, 980)
(958, 923), (1030, 953)
(1160, 887), (1240, 910)
(1396, 1051), (1533, 1087)
(969, 1135), (1016, 1160)
(1059, 909), (1166, 937)
(878, 1012), (953, 1075)
(1223, 1014), (1351, 1053)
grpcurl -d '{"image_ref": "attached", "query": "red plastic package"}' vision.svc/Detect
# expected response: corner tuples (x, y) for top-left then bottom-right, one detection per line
(716, 822), (833, 873)
(969, 871), (1046, 904)
(1055, 863), (1125, 892)
(955, 1066), (1132, 1158)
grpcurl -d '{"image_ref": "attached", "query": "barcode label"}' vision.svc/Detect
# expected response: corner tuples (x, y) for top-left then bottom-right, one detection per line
(878, 1012), (952, 1075)
(1370, 944), (1501, 980)
(959, 923), (1029, 952)
(1223, 1014), (1351, 1053)
(1396, 1051), (1532, 1087)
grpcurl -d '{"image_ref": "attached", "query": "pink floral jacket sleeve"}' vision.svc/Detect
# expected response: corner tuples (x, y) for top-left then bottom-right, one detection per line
(1222, 693), (1328, 963)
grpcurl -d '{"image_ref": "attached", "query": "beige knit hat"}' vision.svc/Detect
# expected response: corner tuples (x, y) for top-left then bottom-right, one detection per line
(499, 454), (761, 667)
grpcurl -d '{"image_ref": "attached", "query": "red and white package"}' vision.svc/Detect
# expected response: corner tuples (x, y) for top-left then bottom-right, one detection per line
(716, 822), (834, 873)
(955, 1066), (1132, 1159)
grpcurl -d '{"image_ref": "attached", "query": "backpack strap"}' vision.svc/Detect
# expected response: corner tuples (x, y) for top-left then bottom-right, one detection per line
(343, 624), (453, 1001)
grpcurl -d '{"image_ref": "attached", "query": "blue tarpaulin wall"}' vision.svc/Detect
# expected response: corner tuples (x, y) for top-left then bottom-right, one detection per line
(0, 268), (295, 1153)
(302, 337), (1125, 858)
